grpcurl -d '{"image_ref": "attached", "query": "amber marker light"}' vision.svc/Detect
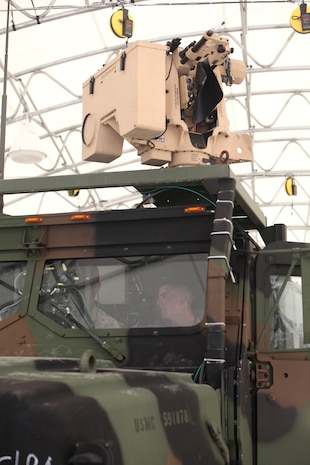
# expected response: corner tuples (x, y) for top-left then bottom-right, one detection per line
(184, 206), (206, 214)
(24, 217), (44, 223)
(70, 214), (91, 221)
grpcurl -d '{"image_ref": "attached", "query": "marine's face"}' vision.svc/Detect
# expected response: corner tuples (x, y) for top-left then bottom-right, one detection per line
(157, 285), (181, 323)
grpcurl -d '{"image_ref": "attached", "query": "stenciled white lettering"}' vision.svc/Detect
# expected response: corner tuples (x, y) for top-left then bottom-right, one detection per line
(0, 452), (52, 465)
(26, 454), (38, 465)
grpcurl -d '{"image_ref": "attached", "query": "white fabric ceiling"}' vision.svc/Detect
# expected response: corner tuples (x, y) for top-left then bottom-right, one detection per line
(0, 0), (309, 242)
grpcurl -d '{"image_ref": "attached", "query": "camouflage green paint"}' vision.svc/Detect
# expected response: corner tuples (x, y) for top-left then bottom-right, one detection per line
(0, 358), (226, 465)
(0, 167), (309, 465)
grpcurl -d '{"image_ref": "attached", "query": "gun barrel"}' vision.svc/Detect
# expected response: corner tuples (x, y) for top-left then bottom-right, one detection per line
(191, 30), (213, 53)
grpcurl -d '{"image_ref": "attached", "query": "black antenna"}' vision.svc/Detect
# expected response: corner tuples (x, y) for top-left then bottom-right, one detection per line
(0, 0), (11, 212)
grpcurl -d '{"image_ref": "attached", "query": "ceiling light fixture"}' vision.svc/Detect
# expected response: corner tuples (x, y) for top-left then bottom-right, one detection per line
(8, 118), (47, 164)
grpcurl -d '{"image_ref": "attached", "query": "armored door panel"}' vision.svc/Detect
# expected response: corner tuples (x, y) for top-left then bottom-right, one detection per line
(255, 241), (310, 465)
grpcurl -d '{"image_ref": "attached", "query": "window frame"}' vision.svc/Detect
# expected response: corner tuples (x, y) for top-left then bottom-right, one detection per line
(254, 241), (310, 352)
(0, 253), (36, 327)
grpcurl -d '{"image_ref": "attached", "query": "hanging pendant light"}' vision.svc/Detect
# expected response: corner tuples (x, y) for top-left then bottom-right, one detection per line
(285, 175), (297, 196)
(8, 118), (47, 164)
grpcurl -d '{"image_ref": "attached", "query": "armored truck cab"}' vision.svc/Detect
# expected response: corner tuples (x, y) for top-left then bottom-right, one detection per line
(0, 165), (310, 465)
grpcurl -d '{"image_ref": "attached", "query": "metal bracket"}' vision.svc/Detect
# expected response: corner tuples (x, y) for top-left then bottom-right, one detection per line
(22, 227), (47, 255)
(255, 361), (273, 389)
(207, 255), (236, 283)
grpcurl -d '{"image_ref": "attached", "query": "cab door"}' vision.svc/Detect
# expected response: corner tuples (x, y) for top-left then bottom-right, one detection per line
(254, 241), (310, 465)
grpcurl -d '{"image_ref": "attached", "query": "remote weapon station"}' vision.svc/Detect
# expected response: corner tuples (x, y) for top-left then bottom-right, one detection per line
(1, 28), (310, 465)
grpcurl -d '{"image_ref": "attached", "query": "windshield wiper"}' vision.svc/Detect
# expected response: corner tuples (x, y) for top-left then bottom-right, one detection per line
(66, 312), (125, 363)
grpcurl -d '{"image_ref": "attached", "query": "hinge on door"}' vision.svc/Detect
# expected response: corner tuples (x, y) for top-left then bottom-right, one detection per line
(255, 361), (273, 389)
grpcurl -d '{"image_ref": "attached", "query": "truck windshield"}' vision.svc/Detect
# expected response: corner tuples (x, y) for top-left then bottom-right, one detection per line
(0, 262), (27, 322)
(38, 254), (208, 329)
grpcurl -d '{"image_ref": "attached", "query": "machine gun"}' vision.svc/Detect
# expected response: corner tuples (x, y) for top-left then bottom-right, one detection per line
(82, 31), (252, 166)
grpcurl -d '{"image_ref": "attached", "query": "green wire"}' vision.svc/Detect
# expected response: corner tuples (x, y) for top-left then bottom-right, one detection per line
(193, 363), (203, 383)
(141, 185), (216, 207)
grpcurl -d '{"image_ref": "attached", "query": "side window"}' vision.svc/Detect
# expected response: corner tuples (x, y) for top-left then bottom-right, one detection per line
(270, 275), (308, 349)
(0, 262), (27, 321)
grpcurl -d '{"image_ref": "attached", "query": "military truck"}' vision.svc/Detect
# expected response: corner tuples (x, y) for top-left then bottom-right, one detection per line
(1, 31), (310, 465)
